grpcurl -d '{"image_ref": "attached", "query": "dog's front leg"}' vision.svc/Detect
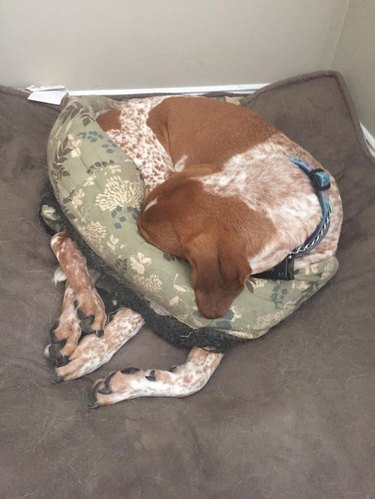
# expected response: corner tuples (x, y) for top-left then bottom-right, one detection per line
(50, 232), (106, 335)
(89, 347), (224, 408)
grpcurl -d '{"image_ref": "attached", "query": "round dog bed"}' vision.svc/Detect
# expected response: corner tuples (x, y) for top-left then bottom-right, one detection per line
(40, 95), (338, 348)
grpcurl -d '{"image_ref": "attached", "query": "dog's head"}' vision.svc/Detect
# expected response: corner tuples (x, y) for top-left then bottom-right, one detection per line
(182, 233), (251, 319)
(138, 165), (251, 319)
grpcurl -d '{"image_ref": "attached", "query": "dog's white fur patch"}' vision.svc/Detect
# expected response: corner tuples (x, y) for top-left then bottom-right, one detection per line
(53, 267), (67, 285)
(174, 154), (188, 172)
(198, 135), (327, 269)
(104, 97), (173, 193)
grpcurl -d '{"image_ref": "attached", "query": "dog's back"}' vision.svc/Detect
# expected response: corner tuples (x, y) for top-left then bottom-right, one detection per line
(98, 96), (343, 318)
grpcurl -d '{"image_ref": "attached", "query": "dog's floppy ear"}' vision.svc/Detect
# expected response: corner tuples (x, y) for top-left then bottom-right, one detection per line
(184, 234), (251, 319)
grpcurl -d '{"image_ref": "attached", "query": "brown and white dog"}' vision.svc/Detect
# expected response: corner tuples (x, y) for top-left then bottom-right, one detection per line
(46, 96), (342, 407)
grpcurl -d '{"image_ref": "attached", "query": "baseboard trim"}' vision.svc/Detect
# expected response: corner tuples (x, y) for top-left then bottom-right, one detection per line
(68, 83), (269, 97)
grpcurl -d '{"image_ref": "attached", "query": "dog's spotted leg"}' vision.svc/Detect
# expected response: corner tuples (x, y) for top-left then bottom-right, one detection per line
(89, 347), (224, 408)
(50, 232), (106, 336)
(44, 282), (82, 366)
(54, 308), (144, 382)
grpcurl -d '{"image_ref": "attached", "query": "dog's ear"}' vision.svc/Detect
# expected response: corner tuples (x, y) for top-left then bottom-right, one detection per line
(184, 234), (251, 319)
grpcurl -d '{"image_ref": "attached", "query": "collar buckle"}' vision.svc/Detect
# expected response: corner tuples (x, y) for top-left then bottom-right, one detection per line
(309, 168), (331, 191)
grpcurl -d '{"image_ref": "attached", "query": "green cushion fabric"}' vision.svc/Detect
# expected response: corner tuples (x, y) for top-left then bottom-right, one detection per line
(42, 95), (339, 339)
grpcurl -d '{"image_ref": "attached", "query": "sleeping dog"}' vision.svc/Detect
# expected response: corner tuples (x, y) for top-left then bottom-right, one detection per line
(46, 96), (342, 407)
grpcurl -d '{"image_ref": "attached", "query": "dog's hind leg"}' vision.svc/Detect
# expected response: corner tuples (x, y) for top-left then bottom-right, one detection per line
(50, 232), (106, 336)
(89, 347), (224, 408)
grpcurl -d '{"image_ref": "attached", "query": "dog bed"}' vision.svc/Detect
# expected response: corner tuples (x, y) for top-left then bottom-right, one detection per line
(3, 71), (375, 499)
(40, 95), (338, 349)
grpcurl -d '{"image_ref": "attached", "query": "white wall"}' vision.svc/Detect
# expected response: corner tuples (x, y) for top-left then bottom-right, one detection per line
(332, 0), (375, 134)
(0, 0), (348, 90)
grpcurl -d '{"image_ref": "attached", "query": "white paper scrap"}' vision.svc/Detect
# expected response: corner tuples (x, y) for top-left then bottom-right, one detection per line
(27, 85), (68, 105)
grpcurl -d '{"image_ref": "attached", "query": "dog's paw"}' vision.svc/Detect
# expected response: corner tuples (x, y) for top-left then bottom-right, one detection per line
(73, 288), (106, 337)
(44, 295), (82, 365)
(89, 347), (225, 407)
(45, 331), (80, 368)
(52, 308), (144, 383)
(88, 365), (197, 407)
(88, 368), (164, 407)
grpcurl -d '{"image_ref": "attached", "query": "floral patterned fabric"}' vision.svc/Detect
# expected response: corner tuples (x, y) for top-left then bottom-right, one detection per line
(42, 96), (339, 339)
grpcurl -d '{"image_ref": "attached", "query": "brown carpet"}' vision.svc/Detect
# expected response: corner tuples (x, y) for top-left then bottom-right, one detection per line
(0, 71), (374, 499)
